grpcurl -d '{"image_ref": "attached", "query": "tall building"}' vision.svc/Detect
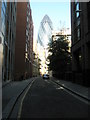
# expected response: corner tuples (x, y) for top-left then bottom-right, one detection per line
(37, 15), (53, 74)
(3, 2), (17, 81)
(0, 1), (7, 82)
(1, 1), (33, 81)
(0, 1), (17, 81)
(14, 2), (34, 80)
(38, 14), (53, 48)
(0, 1), (4, 82)
(71, 1), (90, 86)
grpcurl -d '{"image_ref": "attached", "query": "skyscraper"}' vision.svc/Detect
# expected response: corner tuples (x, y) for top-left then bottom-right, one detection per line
(38, 14), (53, 48)
(37, 14), (53, 74)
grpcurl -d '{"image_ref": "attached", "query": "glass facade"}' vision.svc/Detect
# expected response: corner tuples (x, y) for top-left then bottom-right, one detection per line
(37, 15), (53, 74)
(74, 2), (81, 43)
(87, 2), (90, 31)
(75, 3), (80, 18)
(38, 15), (53, 48)
(2, 2), (17, 81)
(0, 1), (7, 81)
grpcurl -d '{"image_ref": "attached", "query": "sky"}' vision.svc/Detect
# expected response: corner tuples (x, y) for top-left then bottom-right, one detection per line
(30, 1), (71, 48)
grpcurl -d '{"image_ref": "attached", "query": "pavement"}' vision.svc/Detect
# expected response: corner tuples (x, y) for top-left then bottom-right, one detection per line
(2, 77), (35, 119)
(1, 76), (90, 119)
(51, 77), (90, 101)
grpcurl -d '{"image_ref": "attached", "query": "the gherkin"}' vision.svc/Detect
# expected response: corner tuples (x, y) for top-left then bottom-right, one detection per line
(38, 14), (53, 48)
(37, 15), (53, 74)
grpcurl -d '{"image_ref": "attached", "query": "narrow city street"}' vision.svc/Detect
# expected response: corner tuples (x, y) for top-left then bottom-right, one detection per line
(1, 1), (90, 120)
(17, 77), (88, 119)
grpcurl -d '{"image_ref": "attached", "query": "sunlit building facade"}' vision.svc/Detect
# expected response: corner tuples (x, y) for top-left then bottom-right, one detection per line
(37, 15), (53, 75)
(71, 1), (90, 86)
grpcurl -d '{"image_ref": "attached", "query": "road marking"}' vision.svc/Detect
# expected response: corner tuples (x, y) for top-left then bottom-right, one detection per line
(56, 86), (64, 90)
(51, 80), (89, 105)
(64, 88), (90, 105)
(17, 79), (35, 119)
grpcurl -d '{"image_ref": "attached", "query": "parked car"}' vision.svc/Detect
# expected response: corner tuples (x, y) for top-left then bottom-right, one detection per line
(43, 74), (49, 79)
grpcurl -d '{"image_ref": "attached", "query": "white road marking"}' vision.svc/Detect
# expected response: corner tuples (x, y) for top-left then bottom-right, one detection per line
(51, 80), (89, 105)
(56, 86), (64, 90)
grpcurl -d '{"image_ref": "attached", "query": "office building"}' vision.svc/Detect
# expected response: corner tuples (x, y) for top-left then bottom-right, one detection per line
(71, 1), (90, 86)
(1, 2), (17, 81)
(1, 1), (33, 81)
(37, 15), (53, 75)
(0, 1), (5, 81)
(14, 2), (33, 80)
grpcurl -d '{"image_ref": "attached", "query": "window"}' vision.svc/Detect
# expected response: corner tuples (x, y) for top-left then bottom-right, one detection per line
(0, 37), (2, 44)
(87, 2), (90, 31)
(74, 26), (81, 43)
(27, 17), (28, 22)
(26, 29), (28, 36)
(77, 27), (81, 40)
(75, 3), (80, 18)
(75, 0), (78, 3)
(76, 17), (80, 26)
(25, 44), (28, 52)
(6, 21), (9, 41)
(2, 2), (6, 15)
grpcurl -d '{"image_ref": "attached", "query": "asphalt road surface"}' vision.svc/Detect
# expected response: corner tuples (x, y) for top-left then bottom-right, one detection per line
(19, 77), (88, 119)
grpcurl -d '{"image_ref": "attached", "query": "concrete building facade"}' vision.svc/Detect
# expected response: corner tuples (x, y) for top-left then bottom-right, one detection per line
(71, 1), (90, 86)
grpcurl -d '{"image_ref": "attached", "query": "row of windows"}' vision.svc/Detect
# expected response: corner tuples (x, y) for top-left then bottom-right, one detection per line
(1, 2), (6, 37)
(73, 2), (81, 43)
(74, 2), (80, 18)
(76, 3), (80, 18)
(87, 2), (90, 31)
(25, 3), (33, 61)
(2, 1), (7, 15)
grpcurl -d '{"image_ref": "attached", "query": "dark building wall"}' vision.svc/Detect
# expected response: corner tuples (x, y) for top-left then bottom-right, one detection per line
(14, 2), (34, 80)
(14, 2), (27, 80)
(71, 2), (90, 86)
